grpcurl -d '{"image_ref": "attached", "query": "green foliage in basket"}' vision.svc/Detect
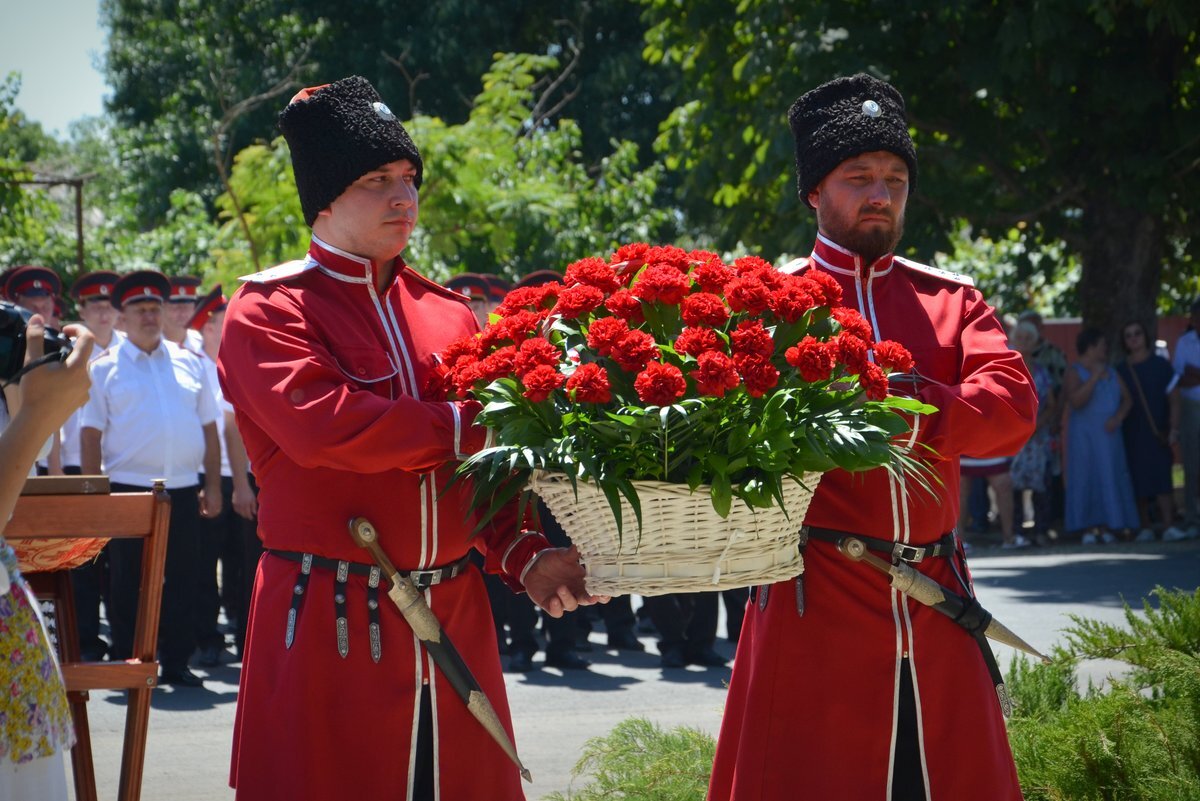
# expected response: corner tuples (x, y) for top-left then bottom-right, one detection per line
(432, 243), (937, 536)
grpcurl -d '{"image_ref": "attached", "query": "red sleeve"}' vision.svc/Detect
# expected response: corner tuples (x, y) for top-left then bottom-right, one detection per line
(912, 291), (1037, 459)
(218, 285), (488, 474)
(474, 498), (552, 593)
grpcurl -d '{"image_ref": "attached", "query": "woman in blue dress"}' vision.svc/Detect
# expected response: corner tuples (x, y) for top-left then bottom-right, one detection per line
(1063, 328), (1140, 543)
(1115, 320), (1186, 541)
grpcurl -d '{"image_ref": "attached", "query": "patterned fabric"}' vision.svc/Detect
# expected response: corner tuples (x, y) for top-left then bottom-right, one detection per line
(0, 542), (75, 765)
(1011, 362), (1053, 491)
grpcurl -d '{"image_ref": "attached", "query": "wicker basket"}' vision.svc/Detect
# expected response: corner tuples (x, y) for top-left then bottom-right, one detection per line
(530, 470), (821, 597)
(9, 537), (109, 574)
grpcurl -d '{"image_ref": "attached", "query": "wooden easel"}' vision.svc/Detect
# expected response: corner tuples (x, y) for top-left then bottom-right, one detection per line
(8, 476), (171, 801)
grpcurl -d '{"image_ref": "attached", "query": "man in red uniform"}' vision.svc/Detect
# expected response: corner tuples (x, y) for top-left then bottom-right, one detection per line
(708, 74), (1037, 801)
(218, 76), (600, 800)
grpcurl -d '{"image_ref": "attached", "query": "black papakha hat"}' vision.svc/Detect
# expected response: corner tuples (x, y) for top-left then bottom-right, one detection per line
(788, 73), (917, 209)
(278, 76), (423, 226)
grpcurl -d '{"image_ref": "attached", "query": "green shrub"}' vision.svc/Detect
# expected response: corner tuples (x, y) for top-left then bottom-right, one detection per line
(1007, 587), (1200, 800)
(545, 718), (714, 801)
(550, 588), (1200, 801)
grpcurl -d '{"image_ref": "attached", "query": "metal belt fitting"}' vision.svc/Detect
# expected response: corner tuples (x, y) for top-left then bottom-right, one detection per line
(367, 566), (382, 663)
(285, 553), (313, 649)
(335, 560), (350, 658)
(804, 526), (957, 564)
(269, 550), (472, 656)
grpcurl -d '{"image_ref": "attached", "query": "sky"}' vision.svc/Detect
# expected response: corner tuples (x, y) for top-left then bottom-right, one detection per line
(0, 0), (109, 138)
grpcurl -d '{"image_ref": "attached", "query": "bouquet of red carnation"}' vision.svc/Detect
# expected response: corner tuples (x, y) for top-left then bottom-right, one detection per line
(433, 243), (933, 573)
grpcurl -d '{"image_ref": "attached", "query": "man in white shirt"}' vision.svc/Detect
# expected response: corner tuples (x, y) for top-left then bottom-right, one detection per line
(62, 271), (124, 661)
(80, 270), (223, 687)
(164, 274), (203, 352)
(1174, 299), (1200, 531)
(187, 286), (261, 665)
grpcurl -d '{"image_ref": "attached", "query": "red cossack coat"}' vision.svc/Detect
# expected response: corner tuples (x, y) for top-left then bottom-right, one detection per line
(708, 234), (1037, 801)
(218, 236), (549, 801)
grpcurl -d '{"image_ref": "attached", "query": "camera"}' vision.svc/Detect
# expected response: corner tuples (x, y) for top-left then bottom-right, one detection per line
(0, 300), (73, 382)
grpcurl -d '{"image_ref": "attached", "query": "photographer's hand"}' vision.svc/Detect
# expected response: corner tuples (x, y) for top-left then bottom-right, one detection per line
(17, 315), (95, 432)
(1, 315), (95, 529)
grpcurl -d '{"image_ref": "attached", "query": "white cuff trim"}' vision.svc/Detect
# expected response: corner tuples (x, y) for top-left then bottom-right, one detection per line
(500, 531), (536, 575)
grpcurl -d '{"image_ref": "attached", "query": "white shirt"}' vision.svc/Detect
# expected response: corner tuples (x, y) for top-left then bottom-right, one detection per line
(1174, 330), (1200, 403)
(80, 336), (219, 488)
(59, 331), (125, 469)
(196, 348), (234, 477)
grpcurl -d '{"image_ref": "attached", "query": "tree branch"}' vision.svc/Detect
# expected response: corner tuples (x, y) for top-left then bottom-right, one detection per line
(382, 47), (430, 115)
(527, 30), (583, 136)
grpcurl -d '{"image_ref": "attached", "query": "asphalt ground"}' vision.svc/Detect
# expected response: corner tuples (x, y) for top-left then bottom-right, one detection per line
(68, 539), (1200, 800)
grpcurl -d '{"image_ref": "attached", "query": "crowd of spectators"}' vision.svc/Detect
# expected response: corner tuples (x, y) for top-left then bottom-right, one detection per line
(961, 303), (1200, 548)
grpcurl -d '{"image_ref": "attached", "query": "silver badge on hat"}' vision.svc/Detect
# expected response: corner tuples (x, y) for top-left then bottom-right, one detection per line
(372, 101), (396, 122)
(862, 100), (882, 118)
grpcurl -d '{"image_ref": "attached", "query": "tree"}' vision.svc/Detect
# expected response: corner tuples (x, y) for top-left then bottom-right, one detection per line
(100, 0), (680, 226)
(640, 0), (1200, 339)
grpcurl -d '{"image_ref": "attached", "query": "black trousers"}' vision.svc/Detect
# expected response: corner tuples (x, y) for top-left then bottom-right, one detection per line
(195, 473), (261, 654)
(108, 481), (203, 671)
(893, 657), (925, 801)
(642, 591), (718, 653)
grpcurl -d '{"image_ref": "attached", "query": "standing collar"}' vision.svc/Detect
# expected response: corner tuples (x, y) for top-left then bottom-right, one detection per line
(809, 232), (895, 280)
(308, 235), (408, 286)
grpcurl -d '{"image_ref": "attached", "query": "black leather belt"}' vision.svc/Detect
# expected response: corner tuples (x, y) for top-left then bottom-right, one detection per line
(268, 549), (471, 591)
(804, 526), (957, 564)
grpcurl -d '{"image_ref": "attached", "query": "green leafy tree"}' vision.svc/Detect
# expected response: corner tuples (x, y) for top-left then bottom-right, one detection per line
(640, 0), (1200, 340)
(100, 0), (680, 225)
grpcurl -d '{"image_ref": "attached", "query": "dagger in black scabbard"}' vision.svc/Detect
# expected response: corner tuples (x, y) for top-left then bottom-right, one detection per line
(837, 536), (1051, 717)
(348, 516), (532, 783)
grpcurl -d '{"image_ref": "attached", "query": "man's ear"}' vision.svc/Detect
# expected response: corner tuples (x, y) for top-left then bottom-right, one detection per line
(806, 188), (820, 209)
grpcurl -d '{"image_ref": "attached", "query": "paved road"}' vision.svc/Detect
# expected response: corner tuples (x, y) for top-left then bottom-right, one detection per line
(70, 540), (1200, 800)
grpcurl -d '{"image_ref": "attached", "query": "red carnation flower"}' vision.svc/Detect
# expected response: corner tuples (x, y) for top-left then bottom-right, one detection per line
(680, 292), (730, 327)
(785, 336), (835, 382)
(553, 284), (606, 320)
(859, 362), (889, 401)
(440, 335), (483, 369)
(832, 307), (873, 342)
(674, 326), (722, 357)
(691, 351), (741, 397)
(806, 270), (843, 305)
(495, 284), (560, 317)
(769, 278), (816, 323)
(687, 249), (721, 264)
(479, 345), (518, 382)
(453, 361), (484, 396)
(611, 242), (650, 265)
(586, 316), (630, 356)
(481, 309), (544, 348)
(564, 257), (621, 294)
(522, 364), (566, 402)
(643, 245), (691, 271)
(873, 340), (915, 374)
(634, 361), (687, 406)
(835, 333), (869, 374)
(730, 319), (775, 358)
(733, 353), (779, 398)
(514, 337), (560, 377)
(632, 263), (691, 305)
(725, 275), (771, 314)
(733, 255), (773, 276)
(611, 329), (660, 372)
(566, 363), (612, 404)
(586, 317), (630, 356)
(692, 260), (736, 294)
(605, 289), (645, 323)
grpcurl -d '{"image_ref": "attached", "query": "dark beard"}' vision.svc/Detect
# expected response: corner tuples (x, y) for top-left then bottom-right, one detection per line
(818, 209), (905, 264)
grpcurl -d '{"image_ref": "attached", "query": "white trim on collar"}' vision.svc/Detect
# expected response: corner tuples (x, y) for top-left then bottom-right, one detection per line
(310, 234), (371, 266)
